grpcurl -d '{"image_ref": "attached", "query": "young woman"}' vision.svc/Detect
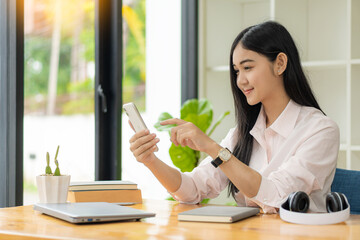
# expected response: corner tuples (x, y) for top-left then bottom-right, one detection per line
(128, 21), (339, 213)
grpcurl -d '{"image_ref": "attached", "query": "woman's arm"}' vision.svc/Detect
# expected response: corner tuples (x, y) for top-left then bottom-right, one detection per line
(130, 118), (261, 202)
(161, 118), (262, 198)
(210, 143), (262, 198)
(129, 129), (181, 192)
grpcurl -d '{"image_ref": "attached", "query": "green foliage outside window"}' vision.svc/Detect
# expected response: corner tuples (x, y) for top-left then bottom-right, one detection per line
(123, 0), (146, 111)
(24, 0), (146, 115)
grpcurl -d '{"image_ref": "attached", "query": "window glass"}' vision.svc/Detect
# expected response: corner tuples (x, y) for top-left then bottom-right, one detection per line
(121, 0), (181, 200)
(23, 0), (95, 204)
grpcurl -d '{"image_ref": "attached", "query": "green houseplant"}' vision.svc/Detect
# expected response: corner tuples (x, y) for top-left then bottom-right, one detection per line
(154, 99), (230, 173)
(36, 146), (71, 203)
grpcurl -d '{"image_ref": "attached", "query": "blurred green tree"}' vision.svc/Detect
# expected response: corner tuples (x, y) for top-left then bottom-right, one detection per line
(24, 0), (146, 114)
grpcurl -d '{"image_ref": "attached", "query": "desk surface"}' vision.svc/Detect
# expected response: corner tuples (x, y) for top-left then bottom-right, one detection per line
(0, 199), (359, 240)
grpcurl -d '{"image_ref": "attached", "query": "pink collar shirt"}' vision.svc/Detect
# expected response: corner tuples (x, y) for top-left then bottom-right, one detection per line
(171, 100), (340, 213)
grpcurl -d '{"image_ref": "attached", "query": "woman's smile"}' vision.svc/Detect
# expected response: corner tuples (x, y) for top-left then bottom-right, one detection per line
(243, 88), (254, 95)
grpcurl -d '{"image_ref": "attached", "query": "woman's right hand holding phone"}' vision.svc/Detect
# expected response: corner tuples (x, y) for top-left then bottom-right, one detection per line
(128, 121), (182, 193)
(129, 128), (160, 165)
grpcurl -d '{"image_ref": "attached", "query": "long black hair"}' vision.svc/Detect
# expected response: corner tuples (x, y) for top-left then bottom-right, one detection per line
(228, 21), (323, 198)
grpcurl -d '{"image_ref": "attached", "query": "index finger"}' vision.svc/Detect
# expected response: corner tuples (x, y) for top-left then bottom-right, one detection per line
(160, 118), (187, 126)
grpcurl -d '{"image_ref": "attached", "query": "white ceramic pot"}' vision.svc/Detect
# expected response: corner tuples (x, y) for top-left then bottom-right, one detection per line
(36, 175), (71, 203)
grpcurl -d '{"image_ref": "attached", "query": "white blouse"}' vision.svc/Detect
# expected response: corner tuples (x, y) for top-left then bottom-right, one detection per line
(170, 100), (340, 213)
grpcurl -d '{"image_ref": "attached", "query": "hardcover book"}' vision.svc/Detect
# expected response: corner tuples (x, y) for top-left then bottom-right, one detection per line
(68, 180), (137, 191)
(178, 206), (259, 223)
(67, 189), (142, 204)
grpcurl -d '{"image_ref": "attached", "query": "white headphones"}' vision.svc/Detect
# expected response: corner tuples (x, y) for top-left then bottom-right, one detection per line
(279, 191), (350, 225)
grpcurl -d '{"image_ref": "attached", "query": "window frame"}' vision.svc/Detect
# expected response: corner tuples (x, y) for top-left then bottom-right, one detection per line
(95, 0), (123, 180)
(181, 0), (199, 103)
(0, 0), (24, 207)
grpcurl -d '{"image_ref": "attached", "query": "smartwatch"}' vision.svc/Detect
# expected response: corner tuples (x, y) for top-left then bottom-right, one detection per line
(211, 147), (232, 168)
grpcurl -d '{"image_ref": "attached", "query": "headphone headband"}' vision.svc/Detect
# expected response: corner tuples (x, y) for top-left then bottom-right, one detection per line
(280, 194), (350, 225)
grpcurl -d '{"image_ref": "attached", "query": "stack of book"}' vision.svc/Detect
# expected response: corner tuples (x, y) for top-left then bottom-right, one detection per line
(67, 180), (142, 204)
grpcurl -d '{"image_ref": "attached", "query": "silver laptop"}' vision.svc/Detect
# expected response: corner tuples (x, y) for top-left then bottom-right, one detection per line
(33, 202), (155, 223)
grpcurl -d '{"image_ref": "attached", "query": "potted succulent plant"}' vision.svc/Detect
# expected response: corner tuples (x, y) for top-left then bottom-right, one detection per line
(36, 146), (70, 203)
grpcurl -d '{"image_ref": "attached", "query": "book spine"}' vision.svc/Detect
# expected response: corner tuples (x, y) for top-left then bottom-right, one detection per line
(67, 189), (142, 204)
(68, 185), (138, 191)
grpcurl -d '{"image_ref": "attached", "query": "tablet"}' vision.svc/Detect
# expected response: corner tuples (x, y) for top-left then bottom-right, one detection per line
(178, 206), (259, 223)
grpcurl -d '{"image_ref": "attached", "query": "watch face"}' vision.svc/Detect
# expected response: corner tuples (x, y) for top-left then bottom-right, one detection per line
(219, 148), (231, 161)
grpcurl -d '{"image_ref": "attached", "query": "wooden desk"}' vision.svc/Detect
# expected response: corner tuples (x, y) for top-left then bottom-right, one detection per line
(0, 199), (359, 239)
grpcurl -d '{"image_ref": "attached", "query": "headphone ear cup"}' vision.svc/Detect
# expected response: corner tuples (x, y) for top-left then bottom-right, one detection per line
(326, 192), (347, 212)
(288, 191), (309, 213)
(282, 192), (295, 210)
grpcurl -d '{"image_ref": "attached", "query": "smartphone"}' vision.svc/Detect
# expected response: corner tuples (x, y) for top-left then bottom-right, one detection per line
(123, 102), (148, 132)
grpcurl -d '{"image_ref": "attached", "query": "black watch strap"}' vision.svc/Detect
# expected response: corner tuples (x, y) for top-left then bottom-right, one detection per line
(211, 157), (223, 168)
